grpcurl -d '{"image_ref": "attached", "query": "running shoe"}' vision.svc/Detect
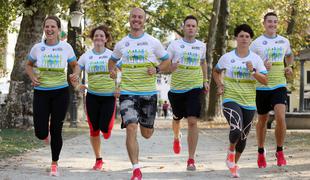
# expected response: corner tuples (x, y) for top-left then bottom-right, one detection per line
(257, 151), (267, 168)
(173, 138), (181, 154)
(49, 164), (59, 176)
(130, 168), (142, 180)
(229, 165), (240, 178)
(93, 159), (103, 170)
(187, 158), (196, 171)
(226, 150), (235, 169)
(276, 151), (287, 166)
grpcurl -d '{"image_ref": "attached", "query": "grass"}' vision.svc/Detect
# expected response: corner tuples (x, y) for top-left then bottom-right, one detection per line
(0, 123), (88, 159)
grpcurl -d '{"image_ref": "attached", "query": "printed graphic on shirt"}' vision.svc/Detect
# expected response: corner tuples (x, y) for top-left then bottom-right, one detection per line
(167, 39), (206, 92)
(28, 41), (76, 90)
(111, 33), (168, 95)
(78, 49), (114, 95)
(216, 50), (266, 109)
(250, 35), (291, 90)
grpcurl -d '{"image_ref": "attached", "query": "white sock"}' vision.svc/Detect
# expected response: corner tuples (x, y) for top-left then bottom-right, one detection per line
(132, 163), (140, 170)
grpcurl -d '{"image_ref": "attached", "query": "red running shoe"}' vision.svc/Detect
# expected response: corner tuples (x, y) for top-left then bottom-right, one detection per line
(92, 159), (103, 170)
(257, 152), (267, 168)
(187, 158), (196, 171)
(173, 138), (181, 154)
(276, 151), (287, 166)
(49, 164), (59, 176)
(130, 168), (142, 180)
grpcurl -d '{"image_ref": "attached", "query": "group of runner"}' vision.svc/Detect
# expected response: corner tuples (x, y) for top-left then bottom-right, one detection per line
(25, 7), (293, 179)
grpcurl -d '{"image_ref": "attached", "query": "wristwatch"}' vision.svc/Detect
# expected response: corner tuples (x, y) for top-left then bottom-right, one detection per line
(155, 66), (160, 74)
(250, 68), (256, 75)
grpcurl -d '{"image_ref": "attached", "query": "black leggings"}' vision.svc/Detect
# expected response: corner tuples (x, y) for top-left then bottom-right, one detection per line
(223, 102), (255, 153)
(33, 87), (69, 161)
(86, 93), (116, 136)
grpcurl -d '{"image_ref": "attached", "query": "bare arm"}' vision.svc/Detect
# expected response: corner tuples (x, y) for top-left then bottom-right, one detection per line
(284, 54), (294, 78)
(201, 60), (209, 91)
(212, 67), (224, 95)
(25, 61), (40, 86)
(108, 59), (117, 79)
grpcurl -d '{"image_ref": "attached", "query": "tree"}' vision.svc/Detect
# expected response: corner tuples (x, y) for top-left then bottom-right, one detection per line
(0, 0), (66, 128)
(207, 0), (229, 120)
(200, 0), (221, 119)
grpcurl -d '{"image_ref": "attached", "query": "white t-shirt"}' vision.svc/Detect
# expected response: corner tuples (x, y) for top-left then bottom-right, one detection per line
(78, 49), (115, 96)
(28, 41), (76, 90)
(167, 39), (206, 93)
(215, 50), (267, 110)
(250, 34), (292, 90)
(111, 33), (169, 95)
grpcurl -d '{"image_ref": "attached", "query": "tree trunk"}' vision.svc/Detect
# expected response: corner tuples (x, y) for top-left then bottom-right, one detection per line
(286, 0), (297, 35)
(206, 0), (229, 121)
(200, 0), (221, 120)
(0, 9), (46, 128)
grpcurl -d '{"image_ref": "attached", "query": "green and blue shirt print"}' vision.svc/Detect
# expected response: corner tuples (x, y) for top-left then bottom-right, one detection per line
(28, 41), (76, 90)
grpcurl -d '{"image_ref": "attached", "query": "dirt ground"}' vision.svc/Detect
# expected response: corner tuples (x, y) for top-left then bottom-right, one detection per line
(1, 119), (310, 180)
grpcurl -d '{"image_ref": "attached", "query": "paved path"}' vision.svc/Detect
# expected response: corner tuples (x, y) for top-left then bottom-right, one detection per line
(1, 120), (310, 179)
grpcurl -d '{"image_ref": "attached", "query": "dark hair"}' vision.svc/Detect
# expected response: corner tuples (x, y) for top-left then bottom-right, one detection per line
(263, 12), (278, 21)
(234, 24), (254, 38)
(89, 25), (112, 47)
(183, 15), (198, 25)
(43, 16), (61, 29)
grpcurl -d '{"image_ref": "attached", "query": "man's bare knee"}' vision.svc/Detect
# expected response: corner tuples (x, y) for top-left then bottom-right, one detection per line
(141, 127), (153, 139)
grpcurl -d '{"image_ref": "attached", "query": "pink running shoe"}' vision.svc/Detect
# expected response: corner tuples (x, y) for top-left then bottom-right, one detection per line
(226, 151), (235, 169)
(187, 158), (196, 171)
(93, 159), (103, 170)
(257, 152), (267, 168)
(229, 165), (240, 178)
(276, 151), (287, 166)
(130, 168), (142, 180)
(49, 164), (59, 176)
(173, 138), (181, 154)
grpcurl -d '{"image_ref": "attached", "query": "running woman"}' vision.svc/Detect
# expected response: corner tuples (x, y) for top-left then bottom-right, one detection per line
(108, 7), (170, 180)
(250, 12), (294, 168)
(25, 16), (79, 176)
(70, 25), (118, 171)
(167, 15), (208, 171)
(213, 24), (268, 178)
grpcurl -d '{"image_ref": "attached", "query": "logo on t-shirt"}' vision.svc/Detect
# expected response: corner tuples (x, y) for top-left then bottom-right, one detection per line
(231, 59), (235, 63)
(263, 41), (268, 45)
(41, 47), (45, 51)
(125, 42), (130, 47)
(192, 46), (201, 50)
(52, 47), (63, 51)
(89, 56), (93, 60)
(137, 42), (148, 46)
(180, 45), (185, 48)
(275, 40), (285, 44)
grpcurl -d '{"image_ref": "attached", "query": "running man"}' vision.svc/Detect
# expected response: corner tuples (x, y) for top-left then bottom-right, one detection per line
(108, 7), (170, 180)
(250, 12), (294, 168)
(213, 24), (268, 177)
(167, 15), (208, 171)
(70, 25), (118, 171)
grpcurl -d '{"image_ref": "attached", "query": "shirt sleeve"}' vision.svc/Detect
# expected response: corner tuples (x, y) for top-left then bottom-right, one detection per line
(28, 45), (37, 62)
(200, 43), (207, 63)
(66, 43), (77, 62)
(285, 39), (292, 56)
(215, 54), (227, 70)
(78, 53), (86, 70)
(255, 55), (267, 74)
(154, 39), (169, 61)
(110, 42), (122, 62)
(166, 42), (175, 62)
